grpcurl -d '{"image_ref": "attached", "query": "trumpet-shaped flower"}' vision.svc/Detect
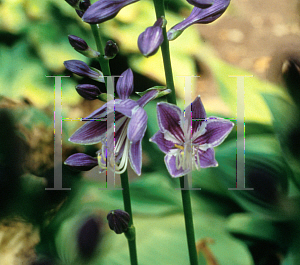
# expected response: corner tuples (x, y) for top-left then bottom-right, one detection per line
(68, 69), (160, 175)
(168, 0), (230, 41)
(150, 96), (234, 178)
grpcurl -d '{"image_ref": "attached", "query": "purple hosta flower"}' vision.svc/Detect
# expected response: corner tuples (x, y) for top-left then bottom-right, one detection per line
(82, 0), (139, 24)
(168, 0), (230, 41)
(186, 0), (214, 8)
(69, 68), (160, 175)
(138, 17), (165, 57)
(150, 96), (234, 178)
(76, 84), (101, 100)
(64, 153), (98, 171)
(64, 60), (104, 82)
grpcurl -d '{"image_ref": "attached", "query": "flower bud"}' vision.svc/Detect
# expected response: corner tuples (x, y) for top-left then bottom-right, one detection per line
(116, 68), (134, 100)
(68, 35), (100, 58)
(64, 60), (104, 82)
(104, 40), (119, 59)
(107, 209), (130, 234)
(138, 17), (164, 57)
(65, 0), (80, 8)
(77, 216), (103, 258)
(82, 0), (139, 24)
(75, 84), (101, 100)
(79, 0), (91, 11)
(68, 35), (89, 51)
(186, 0), (214, 8)
(64, 153), (98, 171)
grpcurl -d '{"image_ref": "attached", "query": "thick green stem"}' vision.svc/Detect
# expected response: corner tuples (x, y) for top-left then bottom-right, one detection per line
(180, 176), (199, 265)
(121, 171), (138, 265)
(90, 24), (111, 88)
(153, 0), (177, 105)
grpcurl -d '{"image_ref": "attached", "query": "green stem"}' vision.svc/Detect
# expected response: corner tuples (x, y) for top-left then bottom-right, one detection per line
(153, 1), (198, 263)
(121, 170), (138, 265)
(180, 176), (199, 265)
(90, 24), (111, 88)
(153, 0), (177, 105)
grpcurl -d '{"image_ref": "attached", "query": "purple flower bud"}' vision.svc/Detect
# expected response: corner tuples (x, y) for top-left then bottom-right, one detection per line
(168, 0), (230, 41)
(116, 68), (134, 100)
(104, 40), (119, 59)
(75, 84), (101, 100)
(77, 216), (103, 258)
(68, 35), (89, 51)
(64, 60), (104, 82)
(107, 209), (130, 234)
(64, 153), (98, 171)
(186, 0), (214, 8)
(82, 0), (139, 24)
(138, 17), (164, 57)
(79, 0), (91, 11)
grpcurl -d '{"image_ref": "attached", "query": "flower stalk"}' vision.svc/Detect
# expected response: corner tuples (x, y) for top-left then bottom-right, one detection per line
(121, 170), (138, 265)
(152, 0), (176, 105)
(152, 1), (198, 264)
(90, 24), (111, 88)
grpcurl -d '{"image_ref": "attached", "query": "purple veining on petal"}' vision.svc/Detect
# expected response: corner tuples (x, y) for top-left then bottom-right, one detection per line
(116, 68), (134, 100)
(136, 90), (158, 107)
(129, 140), (142, 175)
(196, 148), (218, 167)
(157, 103), (184, 142)
(82, 0), (139, 24)
(115, 99), (138, 118)
(64, 60), (101, 80)
(164, 153), (191, 178)
(193, 117), (234, 146)
(150, 131), (175, 154)
(69, 120), (107, 144)
(127, 107), (147, 143)
(190, 95), (207, 134)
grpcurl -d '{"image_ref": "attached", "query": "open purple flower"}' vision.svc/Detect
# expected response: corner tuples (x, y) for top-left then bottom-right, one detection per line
(69, 69), (160, 175)
(168, 0), (230, 40)
(150, 96), (234, 178)
(82, 0), (139, 24)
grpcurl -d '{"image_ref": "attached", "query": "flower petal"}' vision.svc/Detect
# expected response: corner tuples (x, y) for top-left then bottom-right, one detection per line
(115, 99), (138, 118)
(69, 120), (107, 144)
(150, 131), (175, 154)
(137, 89), (159, 107)
(194, 117), (234, 146)
(164, 153), (191, 178)
(116, 68), (134, 100)
(127, 107), (147, 143)
(196, 148), (218, 168)
(190, 95), (207, 134)
(129, 140), (142, 175)
(157, 102), (184, 142)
